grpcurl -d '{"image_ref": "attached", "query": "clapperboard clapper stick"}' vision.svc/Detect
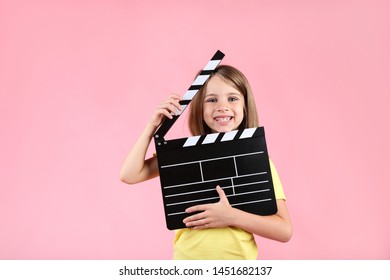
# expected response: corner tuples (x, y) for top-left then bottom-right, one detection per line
(154, 50), (278, 230)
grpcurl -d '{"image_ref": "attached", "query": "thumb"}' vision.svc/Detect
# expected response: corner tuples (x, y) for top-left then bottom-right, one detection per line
(216, 185), (229, 204)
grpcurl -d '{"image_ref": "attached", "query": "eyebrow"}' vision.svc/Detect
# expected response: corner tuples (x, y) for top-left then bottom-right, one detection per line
(204, 92), (242, 97)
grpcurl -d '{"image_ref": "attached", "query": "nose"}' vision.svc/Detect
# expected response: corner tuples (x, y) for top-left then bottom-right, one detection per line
(217, 106), (229, 112)
(216, 100), (229, 111)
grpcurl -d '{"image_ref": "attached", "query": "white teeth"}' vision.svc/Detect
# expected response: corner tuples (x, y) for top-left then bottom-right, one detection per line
(215, 117), (232, 122)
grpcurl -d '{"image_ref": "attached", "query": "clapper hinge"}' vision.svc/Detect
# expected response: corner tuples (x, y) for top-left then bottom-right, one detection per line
(154, 133), (167, 146)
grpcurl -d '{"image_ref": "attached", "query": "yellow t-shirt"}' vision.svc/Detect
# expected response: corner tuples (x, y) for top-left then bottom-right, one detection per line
(172, 158), (285, 260)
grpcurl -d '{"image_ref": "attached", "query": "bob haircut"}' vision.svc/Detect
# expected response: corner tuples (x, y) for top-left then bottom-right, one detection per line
(188, 65), (259, 136)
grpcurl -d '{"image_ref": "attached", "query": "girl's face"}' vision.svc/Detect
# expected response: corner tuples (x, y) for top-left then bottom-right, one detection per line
(203, 75), (245, 133)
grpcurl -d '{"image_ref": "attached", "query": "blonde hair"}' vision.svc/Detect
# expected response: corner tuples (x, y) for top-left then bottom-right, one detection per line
(188, 65), (259, 135)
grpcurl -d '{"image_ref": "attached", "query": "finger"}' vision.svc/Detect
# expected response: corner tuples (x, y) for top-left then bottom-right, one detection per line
(160, 99), (182, 114)
(163, 94), (182, 105)
(158, 103), (179, 116)
(155, 108), (173, 119)
(183, 211), (207, 224)
(216, 185), (229, 204)
(165, 94), (183, 108)
(185, 204), (209, 214)
(172, 100), (183, 112)
(171, 97), (183, 112)
(168, 94), (182, 101)
(165, 100), (182, 113)
(184, 217), (210, 228)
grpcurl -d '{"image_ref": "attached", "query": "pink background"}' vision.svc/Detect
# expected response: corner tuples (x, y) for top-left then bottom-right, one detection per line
(1, 0), (389, 259)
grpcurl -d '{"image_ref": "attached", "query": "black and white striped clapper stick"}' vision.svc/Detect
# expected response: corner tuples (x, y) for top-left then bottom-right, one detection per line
(154, 50), (225, 141)
(153, 51), (278, 230)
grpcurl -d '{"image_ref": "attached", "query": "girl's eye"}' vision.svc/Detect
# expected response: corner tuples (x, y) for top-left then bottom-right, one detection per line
(228, 97), (239, 102)
(206, 98), (217, 103)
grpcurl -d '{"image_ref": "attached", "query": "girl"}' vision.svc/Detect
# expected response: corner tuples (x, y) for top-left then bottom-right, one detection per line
(120, 65), (292, 259)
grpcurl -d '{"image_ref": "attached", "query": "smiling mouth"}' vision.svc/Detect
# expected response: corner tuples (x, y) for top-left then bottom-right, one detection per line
(214, 117), (233, 122)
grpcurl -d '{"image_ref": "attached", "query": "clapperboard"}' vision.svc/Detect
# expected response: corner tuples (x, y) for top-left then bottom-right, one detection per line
(154, 50), (277, 230)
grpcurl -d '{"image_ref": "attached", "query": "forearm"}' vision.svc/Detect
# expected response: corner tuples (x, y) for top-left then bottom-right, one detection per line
(184, 187), (293, 243)
(120, 94), (182, 184)
(119, 123), (158, 184)
(229, 200), (292, 242)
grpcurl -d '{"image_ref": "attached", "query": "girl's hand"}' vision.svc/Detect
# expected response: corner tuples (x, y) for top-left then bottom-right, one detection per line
(183, 186), (233, 229)
(149, 94), (182, 129)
